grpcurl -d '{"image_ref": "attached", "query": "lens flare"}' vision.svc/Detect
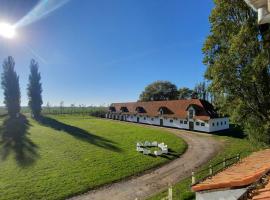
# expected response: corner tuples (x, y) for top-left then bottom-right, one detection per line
(15, 0), (70, 28)
(0, 22), (16, 39)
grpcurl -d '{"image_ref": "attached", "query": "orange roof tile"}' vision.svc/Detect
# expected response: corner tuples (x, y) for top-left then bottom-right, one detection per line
(192, 149), (270, 192)
(110, 99), (219, 121)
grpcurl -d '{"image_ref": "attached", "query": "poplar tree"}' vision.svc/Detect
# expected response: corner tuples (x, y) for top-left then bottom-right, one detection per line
(1, 56), (21, 118)
(27, 59), (43, 118)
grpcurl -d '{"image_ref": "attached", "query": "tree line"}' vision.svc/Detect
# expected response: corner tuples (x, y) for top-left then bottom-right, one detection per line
(139, 80), (215, 102)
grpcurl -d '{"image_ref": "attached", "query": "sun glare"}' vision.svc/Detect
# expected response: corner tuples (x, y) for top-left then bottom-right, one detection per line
(0, 22), (16, 39)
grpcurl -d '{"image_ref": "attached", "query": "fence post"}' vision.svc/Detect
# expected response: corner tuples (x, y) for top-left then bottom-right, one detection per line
(192, 172), (196, 185)
(209, 165), (213, 176)
(223, 158), (226, 168)
(168, 185), (172, 200)
(237, 153), (240, 161)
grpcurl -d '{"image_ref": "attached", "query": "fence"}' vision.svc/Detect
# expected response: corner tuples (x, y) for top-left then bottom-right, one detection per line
(191, 154), (241, 186)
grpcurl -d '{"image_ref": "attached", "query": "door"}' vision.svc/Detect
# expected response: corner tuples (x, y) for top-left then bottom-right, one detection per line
(160, 119), (163, 126)
(189, 121), (194, 130)
(137, 117), (140, 123)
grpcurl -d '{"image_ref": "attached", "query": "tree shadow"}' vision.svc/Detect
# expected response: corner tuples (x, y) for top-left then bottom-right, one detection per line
(213, 124), (247, 139)
(37, 116), (121, 152)
(0, 114), (39, 167)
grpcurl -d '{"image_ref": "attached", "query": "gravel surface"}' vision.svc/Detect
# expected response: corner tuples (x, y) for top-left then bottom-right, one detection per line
(69, 123), (222, 200)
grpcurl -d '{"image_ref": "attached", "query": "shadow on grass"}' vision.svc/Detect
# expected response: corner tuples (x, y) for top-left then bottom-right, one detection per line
(0, 114), (39, 167)
(214, 124), (246, 139)
(37, 116), (122, 152)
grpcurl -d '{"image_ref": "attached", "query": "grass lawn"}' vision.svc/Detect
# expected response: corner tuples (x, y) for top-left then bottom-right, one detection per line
(0, 115), (187, 200)
(148, 127), (267, 200)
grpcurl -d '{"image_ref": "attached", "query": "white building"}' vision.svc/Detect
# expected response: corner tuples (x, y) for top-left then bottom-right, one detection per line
(245, 0), (270, 24)
(106, 99), (229, 133)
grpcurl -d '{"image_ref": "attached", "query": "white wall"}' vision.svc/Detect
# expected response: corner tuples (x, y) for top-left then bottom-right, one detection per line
(106, 113), (229, 133)
(194, 120), (210, 132)
(209, 118), (229, 132)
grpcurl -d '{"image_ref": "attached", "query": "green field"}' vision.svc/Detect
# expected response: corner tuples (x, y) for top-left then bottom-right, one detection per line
(0, 115), (187, 200)
(148, 127), (266, 200)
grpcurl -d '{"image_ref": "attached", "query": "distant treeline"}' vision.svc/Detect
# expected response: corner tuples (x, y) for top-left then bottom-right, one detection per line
(0, 106), (108, 118)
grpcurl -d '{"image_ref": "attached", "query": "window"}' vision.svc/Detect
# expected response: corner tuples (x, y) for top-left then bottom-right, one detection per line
(144, 117), (146, 120)
(221, 122), (223, 125)
(184, 121), (187, 124)
(212, 123), (215, 126)
(170, 119), (173, 123)
(180, 120), (183, 124)
(131, 116), (133, 119)
(189, 110), (194, 119)
(225, 121), (227, 125)
(201, 123), (205, 126)
(151, 118), (154, 121)
(217, 122), (219, 126)
(196, 122), (200, 126)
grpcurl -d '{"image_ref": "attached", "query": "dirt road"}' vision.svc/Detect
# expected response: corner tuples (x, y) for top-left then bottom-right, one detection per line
(69, 124), (222, 200)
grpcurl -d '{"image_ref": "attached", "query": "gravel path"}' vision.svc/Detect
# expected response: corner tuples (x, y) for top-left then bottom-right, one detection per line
(69, 123), (222, 200)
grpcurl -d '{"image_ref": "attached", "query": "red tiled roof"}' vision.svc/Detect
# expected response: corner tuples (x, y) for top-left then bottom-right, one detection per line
(110, 99), (219, 121)
(251, 175), (270, 199)
(192, 149), (270, 192)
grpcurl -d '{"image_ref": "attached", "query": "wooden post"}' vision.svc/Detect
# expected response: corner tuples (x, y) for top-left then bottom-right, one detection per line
(192, 172), (196, 185)
(209, 165), (213, 176)
(237, 153), (240, 161)
(168, 186), (172, 200)
(223, 158), (226, 168)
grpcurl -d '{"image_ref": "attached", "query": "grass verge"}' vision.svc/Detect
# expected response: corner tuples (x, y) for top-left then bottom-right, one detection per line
(148, 126), (266, 200)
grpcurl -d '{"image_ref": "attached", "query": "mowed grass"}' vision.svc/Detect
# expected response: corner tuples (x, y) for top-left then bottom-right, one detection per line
(148, 127), (266, 200)
(0, 115), (187, 200)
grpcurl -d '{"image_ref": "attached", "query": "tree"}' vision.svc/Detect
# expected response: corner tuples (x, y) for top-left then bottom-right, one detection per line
(139, 81), (179, 101)
(27, 59), (43, 118)
(60, 101), (64, 114)
(194, 82), (208, 100)
(1, 56), (21, 118)
(46, 102), (51, 114)
(203, 0), (270, 144)
(178, 87), (193, 99)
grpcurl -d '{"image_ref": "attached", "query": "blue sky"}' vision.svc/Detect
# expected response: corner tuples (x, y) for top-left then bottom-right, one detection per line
(0, 0), (213, 106)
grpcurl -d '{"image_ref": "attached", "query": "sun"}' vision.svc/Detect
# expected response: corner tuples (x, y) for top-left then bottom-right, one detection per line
(0, 22), (16, 39)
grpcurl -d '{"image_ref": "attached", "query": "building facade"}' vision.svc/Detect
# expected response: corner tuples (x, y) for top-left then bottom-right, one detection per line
(106, 99), (229, 133)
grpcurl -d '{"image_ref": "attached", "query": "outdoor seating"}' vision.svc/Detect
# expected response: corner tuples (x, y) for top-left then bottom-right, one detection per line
(154, 150), (162, 156)
(136, 141), (169, 157)
(151, 141), (158, 147)
(144, 141), (151, 146)
(143, 149), (151, 155)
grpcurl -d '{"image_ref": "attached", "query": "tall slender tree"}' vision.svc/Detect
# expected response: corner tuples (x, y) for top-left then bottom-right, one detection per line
(1, 56), (21, 118)
(27, 59), (43, 118)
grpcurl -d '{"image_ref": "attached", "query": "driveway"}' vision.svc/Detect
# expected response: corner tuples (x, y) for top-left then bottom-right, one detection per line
(69, 123), (222, 200)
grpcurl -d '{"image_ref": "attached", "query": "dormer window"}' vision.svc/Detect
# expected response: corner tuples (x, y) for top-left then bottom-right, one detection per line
(136, 107), (146, 113)
(120, 107), (129, 113)
(109, 106), (116, 112)
(158, 107), (173, 115)
(189, 109), (194, 119)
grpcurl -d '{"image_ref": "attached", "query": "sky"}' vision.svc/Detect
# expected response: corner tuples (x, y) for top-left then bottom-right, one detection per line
(0, 0), (214, 106)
